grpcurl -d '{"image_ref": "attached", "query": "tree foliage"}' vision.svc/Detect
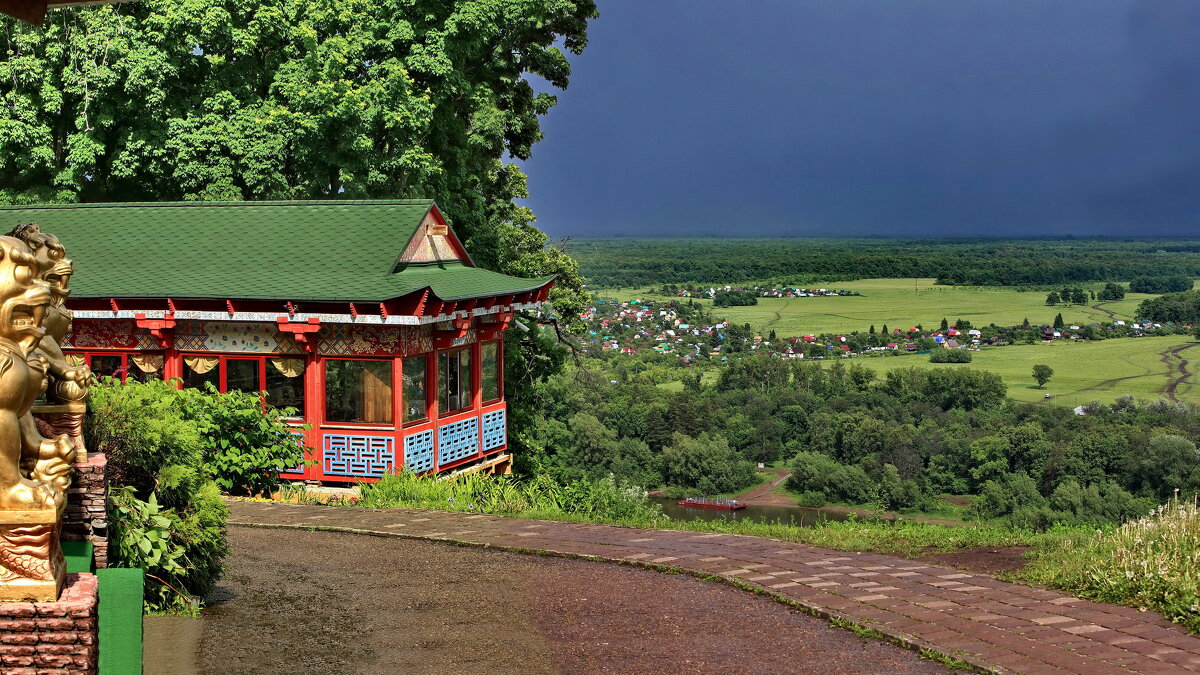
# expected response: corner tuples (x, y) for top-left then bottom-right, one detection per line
(0, 0), (595, 315)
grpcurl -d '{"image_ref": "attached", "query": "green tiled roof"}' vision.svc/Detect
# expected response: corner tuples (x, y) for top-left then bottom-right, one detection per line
(0, 201), (552, 303)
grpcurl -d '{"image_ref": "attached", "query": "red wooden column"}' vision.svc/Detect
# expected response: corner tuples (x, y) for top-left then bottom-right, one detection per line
(391, 355), (404, 473)
(472, 339), (484, 453)
(428, 350), (439, 470)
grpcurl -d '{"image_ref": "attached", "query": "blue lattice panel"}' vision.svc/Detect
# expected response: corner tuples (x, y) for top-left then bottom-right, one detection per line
(482, 409), (506, 452)
(404, 430), (435, 474)
(438, 417), (479, 467)
(322, 435), (395, 478)
(280, 432), (307, 475)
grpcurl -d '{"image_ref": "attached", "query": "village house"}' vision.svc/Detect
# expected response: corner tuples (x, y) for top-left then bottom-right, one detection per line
(1, 200), (554, 481)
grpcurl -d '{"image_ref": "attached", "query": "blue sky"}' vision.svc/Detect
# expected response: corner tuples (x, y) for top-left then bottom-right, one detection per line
(519, 1), (1200, 238)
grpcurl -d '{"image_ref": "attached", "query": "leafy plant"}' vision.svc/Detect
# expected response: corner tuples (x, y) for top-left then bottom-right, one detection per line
(87, 378), (230, 614)
(181, 384), (309, 496)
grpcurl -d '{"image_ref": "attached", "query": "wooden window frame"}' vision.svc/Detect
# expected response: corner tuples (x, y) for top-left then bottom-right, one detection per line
(480, 340), (503, 405)
(437, 345), (477, 418)
(320, 356), (397, 429)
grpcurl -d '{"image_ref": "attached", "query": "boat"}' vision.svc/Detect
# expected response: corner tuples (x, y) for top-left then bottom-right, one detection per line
(677, 496), (747, 511)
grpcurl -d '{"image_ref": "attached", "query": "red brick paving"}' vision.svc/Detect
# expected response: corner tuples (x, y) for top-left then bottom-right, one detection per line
(228, 501), (1200, 674)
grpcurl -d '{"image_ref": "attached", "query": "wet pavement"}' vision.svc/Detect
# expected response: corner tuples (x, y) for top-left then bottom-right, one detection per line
(228, 500), (1200, 674)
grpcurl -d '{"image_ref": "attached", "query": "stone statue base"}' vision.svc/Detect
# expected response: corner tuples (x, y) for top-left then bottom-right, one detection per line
(0, 507), (65, 602)
(32, 403), (87, 464)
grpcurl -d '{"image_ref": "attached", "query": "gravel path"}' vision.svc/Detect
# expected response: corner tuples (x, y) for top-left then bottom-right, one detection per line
(186, 526), (948, 674)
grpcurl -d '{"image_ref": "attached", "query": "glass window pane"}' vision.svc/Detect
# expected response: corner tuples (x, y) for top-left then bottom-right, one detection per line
(90, 355), (124, 381)
(226, 359), (260, 393)
(481, 342), (499, 402)
(458, 348), (473, 410)
(266, 358), (305, 415)
(183, 356), (220, 390)
(402, 357), (427, 423)
(325, 359), (393, 424)
(438, 349), (473, 413)
(434, 353), (448, 410)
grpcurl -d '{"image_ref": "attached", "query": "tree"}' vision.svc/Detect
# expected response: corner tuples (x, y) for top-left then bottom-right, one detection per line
(0, 0), (595, 317)
(940, 317), (949, 331)
(1032, 364), (1054, 388)
(1098, 282), (1126, 301)
(1071, 289), (1088, 305)
(1045, 292), (1060, 306)
(881, 323), (889, 335)
(869, 324), (875, 334)
(1053, 313), (1065, 329)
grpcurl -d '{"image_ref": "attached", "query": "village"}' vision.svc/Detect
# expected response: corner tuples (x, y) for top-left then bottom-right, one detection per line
(579, 294), (1177, 362)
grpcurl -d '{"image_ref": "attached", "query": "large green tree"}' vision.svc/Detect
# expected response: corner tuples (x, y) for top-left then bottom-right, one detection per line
(0, 0), (593, 314)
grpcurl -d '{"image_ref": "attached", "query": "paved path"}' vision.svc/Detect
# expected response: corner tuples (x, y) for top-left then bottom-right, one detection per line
(228, 501), (1200, 674)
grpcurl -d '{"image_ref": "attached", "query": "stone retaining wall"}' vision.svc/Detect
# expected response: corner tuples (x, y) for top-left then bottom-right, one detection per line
(64, 454), (108, 569)
(0, 573), (98, 673)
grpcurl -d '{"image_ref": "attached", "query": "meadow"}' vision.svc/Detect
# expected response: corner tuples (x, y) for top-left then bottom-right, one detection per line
(860, 335), (1198, 407)
(611, 278), (1159, 336)
(659, 335), (1200, 407)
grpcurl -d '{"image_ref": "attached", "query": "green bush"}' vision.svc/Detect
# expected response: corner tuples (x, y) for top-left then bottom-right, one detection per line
(659, 432), (758, 495)
(788, 451), (875, 504)
(181, 384), (308, 496)
(87, 379), (229, 613)
(929, 349), (972, 363)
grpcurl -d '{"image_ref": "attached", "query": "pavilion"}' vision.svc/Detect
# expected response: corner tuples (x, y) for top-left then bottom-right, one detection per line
(0, 200), (553, 481)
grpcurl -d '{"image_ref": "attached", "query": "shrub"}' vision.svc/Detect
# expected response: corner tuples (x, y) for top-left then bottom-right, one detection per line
(929, 349), (972, 363)
(875, 463), (922, 511)
(788, 451), (875, 504)
(87, 379), (229, 613)
(181, 384), (308, 496)
(659, 432), (758, 495)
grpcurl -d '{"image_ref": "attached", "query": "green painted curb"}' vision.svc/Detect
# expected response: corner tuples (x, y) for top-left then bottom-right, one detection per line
(97, 568), (143, 675)
(62, 541), (94, 574)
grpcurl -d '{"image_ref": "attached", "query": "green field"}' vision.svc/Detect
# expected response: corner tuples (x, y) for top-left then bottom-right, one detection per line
(661, 336), (1200, 407)
(611, 278), (1159, 336)
(854, 335), (1199, 406)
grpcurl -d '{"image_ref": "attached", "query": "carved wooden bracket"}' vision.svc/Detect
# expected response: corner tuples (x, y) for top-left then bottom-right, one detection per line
(134, 313), (176, 349)
(476, 312), (513, 341)
(434, 317), (472, 349)
(276, 317), (321, 353)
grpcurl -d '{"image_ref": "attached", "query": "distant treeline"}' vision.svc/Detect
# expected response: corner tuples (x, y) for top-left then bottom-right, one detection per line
(570, 238), (1200, 288)
(1138, 290), (1200, 325)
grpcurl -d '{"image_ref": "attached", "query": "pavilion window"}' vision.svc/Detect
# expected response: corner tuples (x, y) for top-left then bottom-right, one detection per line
(183, 355), (219, 390)
(438, 348), (473, 414)
(481, 341), (501, 403)
(83, 352), (160, 384)
(266, 358), (305, 413)
(325, 359), (393, 424)
(225, 358), (259, 393)
(402, 356), (428, 424)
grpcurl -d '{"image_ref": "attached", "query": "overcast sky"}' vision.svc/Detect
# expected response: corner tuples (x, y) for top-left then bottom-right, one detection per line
(518, 0), (1200, 238)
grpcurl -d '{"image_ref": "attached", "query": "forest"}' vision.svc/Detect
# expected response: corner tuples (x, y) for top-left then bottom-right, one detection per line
(571, 237), (1200, 288)
(515, 351), (1200, 529)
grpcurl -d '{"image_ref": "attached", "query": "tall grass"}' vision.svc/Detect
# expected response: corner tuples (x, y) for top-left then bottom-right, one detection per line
(1022, 493), (1200, 633)
(353, 471), (663, 522)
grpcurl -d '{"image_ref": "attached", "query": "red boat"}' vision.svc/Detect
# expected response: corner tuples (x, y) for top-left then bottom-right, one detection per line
(677, 497), (747, 511)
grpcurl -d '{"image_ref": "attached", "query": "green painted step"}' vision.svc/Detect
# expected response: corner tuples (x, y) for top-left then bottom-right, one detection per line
(62, 540), (94, 574)
(97, 567), (144, 675)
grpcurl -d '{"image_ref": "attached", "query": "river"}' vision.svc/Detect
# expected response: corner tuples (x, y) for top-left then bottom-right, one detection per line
(650, 496), (847, 526)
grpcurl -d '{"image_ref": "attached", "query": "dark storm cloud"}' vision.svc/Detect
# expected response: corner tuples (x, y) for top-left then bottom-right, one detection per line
(518, 0), (1200, 237)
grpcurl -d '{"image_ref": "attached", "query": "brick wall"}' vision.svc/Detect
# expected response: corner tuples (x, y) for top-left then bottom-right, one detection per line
(64, 454), (108, 569)
(0, 573), (98, 673)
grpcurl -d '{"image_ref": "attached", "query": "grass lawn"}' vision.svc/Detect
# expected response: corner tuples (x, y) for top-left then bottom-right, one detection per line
(658, 336), (1200, 406)
(858, 335), (1200, 406)
(608, 278), (1162, 336)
